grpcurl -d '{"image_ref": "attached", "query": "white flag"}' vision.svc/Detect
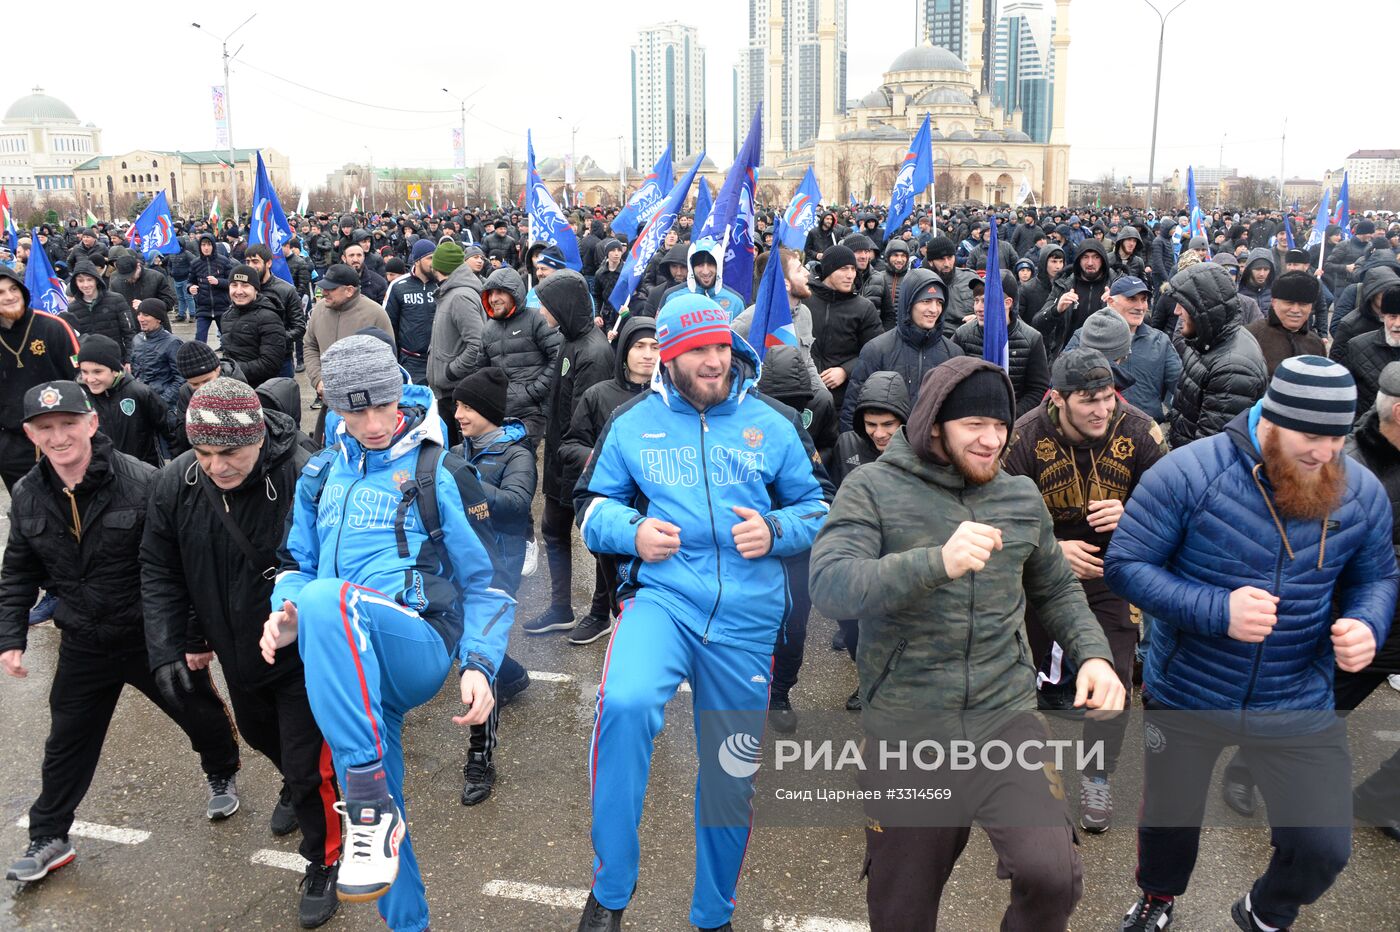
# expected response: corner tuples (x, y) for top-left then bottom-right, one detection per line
(1015, 177), (1032, 207)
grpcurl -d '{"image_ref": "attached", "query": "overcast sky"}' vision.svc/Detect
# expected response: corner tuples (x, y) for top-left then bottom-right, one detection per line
(4, 0), (1393, 193)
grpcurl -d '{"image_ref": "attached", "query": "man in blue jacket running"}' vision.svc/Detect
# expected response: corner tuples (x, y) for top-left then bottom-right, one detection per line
(572, 293), (833, 932)
(258, 334), (514, 932)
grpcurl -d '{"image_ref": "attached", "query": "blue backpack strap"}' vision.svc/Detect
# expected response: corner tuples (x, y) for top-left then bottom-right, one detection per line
(391, 441), (446, 559)
(301, 444), (339, 509)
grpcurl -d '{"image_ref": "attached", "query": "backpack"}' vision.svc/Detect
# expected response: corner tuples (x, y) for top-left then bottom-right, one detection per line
(299, 440), (445, 559)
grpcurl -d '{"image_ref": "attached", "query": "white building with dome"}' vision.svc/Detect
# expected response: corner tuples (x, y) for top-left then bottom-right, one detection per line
(0, 88), (103, 196)
(758, 0), (1070, 209)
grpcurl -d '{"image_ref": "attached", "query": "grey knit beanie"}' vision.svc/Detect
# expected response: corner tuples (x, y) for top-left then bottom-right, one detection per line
(321, 334), (402, 412)
(1079, 310), (1133, 363)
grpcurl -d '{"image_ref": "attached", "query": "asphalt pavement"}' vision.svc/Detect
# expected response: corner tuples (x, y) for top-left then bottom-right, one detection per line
(1, 323), (1396, 931)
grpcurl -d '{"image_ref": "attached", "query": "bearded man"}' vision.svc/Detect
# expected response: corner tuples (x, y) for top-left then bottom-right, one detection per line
(1106, 355), (1398, 932)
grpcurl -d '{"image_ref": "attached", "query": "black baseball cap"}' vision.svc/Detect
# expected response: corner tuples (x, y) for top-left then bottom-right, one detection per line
(23, 381), (93, 421)
(1051, 348), (1115, 394)
(319, 264), (360, 289)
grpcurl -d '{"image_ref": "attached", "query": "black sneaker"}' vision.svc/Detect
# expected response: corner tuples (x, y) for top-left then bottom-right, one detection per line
(568, 613), (615, 645)
(1231, 894), (1284, 931)
(768, 695), (797, 734)
(309, 398), (324, 410)
(577, 891), (624, 932)
(845, 689), (862, 711)
(298, 862), (339, 929)
(207, 773), (241, 820)
(523, 605), (574, 636)
(5, 836), (75, 882)
(460, 752), (496, 807)
(1222, 778), (1257, 818)
(829, 628), (845, 651)
(1121, 894), (1174, 931)
(498, 669), (531, 707)
(271, 783), (299, 836)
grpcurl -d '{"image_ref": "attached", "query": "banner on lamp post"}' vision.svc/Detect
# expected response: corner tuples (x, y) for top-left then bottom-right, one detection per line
(211, 86), (230, 149)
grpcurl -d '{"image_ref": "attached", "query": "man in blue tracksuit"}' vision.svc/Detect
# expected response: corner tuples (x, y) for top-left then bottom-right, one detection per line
(258, 335), (514, 932)
(573, 293), (833, 931)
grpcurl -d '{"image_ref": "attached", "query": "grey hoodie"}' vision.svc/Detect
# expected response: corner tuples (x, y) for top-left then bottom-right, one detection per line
(427, 263), (487, 393)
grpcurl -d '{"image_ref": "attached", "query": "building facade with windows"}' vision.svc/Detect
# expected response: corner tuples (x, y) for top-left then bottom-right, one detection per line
(0, 88), (103, 195)
(72, 148), (290, 220)
(631, 22), (706, 171)
(733, 0), (848, 156)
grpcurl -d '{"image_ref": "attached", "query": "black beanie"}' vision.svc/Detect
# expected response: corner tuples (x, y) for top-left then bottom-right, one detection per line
(926, 235), (956, 260)
(176, 339), (221, 379)
(936, 367), (1014, 426)
(452, 367), (508, 427)
(77, 334), (123, 372)
(1271, 270), (1320, 306)
(820, 244), (858, 280)
(136, 298), (171, 331)
(229, 264), (262, 292)
(1383, 288), (1400, 318)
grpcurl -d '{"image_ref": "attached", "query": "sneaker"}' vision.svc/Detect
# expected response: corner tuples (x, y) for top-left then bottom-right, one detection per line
(298, 861), (339, 929)
(577, 891), (624, 932)
(845, 689), (862, 712)
(1222, 778), (1257, 818)
(768, 695), (797, 734)
(309, 398), (324, 410)
(1079, 774), (1113, 834)
(5, 836), (75, 882)
(270, 783), (299, 836)
(294, 362), (306, 373)
(522, 539), (539, 576)
(1231, 893), (1284, 931)
(28, 592), (58, 625)
(334, 797), (405, 902)
(1388, 673), (1400, 692)
(498, 669), (531, 707)
(1121, 894), (1174, 931)
(830, 628), (845, 651)
(207, 773), (240, 820)
(568, 613), (615, 645)
(460, 752), (496, 807)
(523, 605), (574, 636)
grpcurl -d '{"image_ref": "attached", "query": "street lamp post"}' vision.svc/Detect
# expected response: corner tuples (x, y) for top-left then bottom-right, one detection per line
(443, 86), (485, 207)
(1141, 0), (1189, 212)
(192, 14), (257, 224)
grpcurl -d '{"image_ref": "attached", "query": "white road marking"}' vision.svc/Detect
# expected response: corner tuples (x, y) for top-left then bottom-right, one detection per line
(1375, 730), (1400, 742)
(481, 879), (589, 909)
(251, 849), (309, 873)
(763, 915), (870, 932)
(526, 670), (574, 683)
(15, 816), (148, 845)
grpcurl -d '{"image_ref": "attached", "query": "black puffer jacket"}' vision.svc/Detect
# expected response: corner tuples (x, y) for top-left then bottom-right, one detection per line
(1331, 264), (1399, 370)
(830, 370), (910, 486)
(85, 375), (175, 467)
(1344, 409), (1400, 674)
(839, 268), (963, 430)
(260, 273), (307, 357)
(1165, 263), (1269, 449)
(1016, 244), (1064, 334)
(539, 270), (613, 505)
(560, 316), (657, 500)
(757, 343), (838, 467)
(0, 434), (155, 654)
(188, 234), (232, 318)
(1149, 219), (1178, 290)
(170, 358), (247, 455)
(806, 278), (883, 413)
(482, 267), (562, 435)
(952, 307), (1051, 418)
(62, 262), (136, 362)
(1342, 329), (1400, 423)
(1031, 238), (1121, 359)
(109, 267), (180, 316)
(219, 295), (288, 387)
(141, 410), (309, 687)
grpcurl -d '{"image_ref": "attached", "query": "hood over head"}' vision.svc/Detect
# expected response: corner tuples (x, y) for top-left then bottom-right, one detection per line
(68, 260), (107, 295)
(1168, 262), (1243, 352)
(895, 267), (949, 344)
(1035, 243), (1066, 286)
(1072, 238), (1110, 281)
(686, 236), (728, 294)
(0, 265), (30, 309)
(482, 266), (527, 318)
(852, 370), (911, 446)
(1359, 263), (1400, 320)
(756, 344), (814, 411)
(614, 313), (657, 385)
(906, 356), (1016, 465)
(1114, 226), (1144, 254)
(535, 269), (596, 340)
(253, 381), (304, 433)
(1241, 247), (1276, 288)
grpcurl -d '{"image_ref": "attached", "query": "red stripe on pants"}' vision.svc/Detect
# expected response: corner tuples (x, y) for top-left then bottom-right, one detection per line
(338, 582), (383, 759)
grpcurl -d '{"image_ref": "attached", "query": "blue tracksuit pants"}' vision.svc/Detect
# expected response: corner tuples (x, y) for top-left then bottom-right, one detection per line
(588, 592), (772, 928)
(297, 578), (451, 932)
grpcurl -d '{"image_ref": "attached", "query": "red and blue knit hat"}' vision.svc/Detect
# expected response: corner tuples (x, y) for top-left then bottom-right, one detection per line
(656, 292), (733, 364)
(186, 377), (265, 448)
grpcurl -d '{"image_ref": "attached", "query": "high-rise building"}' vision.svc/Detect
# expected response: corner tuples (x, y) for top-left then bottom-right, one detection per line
(990, 0), (1056, 143)
(733, 0), (847, 157)
(919, 0), (997, 91)
(631, 23), (706, 171)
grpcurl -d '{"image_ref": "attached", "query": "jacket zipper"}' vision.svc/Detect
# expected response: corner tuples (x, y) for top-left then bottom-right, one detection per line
(865, 638), (907, 704)
(962, 497), (976, 711)
(332, 452), (368, 577)
(698, 411), (723, 642)
(1241, 545), (1283, 711)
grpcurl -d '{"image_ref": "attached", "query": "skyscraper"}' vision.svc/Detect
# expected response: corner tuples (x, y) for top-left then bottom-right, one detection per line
(918, 0), (997, 90)
(991, 0), (1056, 143)
(733, 0), (847, 158)
(631, 23), (706, 171)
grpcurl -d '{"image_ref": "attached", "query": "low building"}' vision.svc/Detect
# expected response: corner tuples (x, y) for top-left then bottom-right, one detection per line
(72, 148), (290, 220)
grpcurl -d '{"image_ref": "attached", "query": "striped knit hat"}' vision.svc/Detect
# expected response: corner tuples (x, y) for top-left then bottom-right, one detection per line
(1260, 355), (1355, 437)
(656, 292), (733, 364)
(186, 377), (266, 448)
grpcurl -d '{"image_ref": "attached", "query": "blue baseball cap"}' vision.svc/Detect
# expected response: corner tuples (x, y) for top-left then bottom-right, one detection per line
(1109, 276), (1149, 298)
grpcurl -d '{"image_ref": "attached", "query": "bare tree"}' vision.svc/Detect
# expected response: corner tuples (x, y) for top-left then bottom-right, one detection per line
(1097, 172), (1116, 205)
(834, 156), (851, 205)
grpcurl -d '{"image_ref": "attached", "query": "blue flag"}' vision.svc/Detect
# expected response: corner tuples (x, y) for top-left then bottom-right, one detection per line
(748, 220), (797, 362)
(526, 131), (582, 270)
(250, 152), (294, 284)
(694, 178), (713, 235)
(129, 192), (180, 259)
(849, 192), (858, 208)
(982, 219), (1008, 371)
(608, 153), (705, 314)
(696, 104), (763, 302)
(24, 228), (68, 315)
(1332, 171), (1350, 239)
(779, 167), (822, 252)
(1282, 216), (1295, 250)
(884, 114), (934, 240)
(1306, 188), (1331, 249)
(613, 146), (673, 239)
(1185, 166), (1209, 244)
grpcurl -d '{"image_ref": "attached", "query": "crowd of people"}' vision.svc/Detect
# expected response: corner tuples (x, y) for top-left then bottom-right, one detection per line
(0, 194), (1396, 932)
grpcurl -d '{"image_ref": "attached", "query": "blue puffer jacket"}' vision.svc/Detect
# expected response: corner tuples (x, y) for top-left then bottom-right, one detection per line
(575, 308), (833, 652)
(130, 327), (184, 409)
(273, 383), (515, 680)
(455, 418), (536, 596)
(1105, 404), (1397, 718)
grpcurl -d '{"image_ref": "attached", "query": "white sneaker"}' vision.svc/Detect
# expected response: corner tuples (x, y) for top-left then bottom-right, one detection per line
(1389, 674), (1400, 693)
(522, 540), (539, 577)
(334, 798), (404, 903)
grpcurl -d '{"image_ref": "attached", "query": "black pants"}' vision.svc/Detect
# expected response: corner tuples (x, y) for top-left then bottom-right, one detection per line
(1137, 701), (1352, 929)
(467, 654), (526, 764)
(540, 497), (609, 617)
(436, 395), (462, 449)
(770, 552), (811, 699)
(225, 674), (341, 867)
(839, 619), (860, 661)
(28, 637), (240, 841)
(1225, 666), (1400, 820)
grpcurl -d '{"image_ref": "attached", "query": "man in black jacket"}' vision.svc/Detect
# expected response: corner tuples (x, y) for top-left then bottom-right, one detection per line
(221, 265), (289, 388)
(342, 243), (388, 304)
(109, 252), (179, 321)
(807, 245), (884, 413)
(1, 381), (241, 884)
(383, 240), (439, 384)
(142, 379), (341, 927)
(953, 271), (1051, 419)
(245, 245), (306, 379)
(0, 267), (80, 491)
(481, 266), (561, 442)
(1031, 238), (1121, 360)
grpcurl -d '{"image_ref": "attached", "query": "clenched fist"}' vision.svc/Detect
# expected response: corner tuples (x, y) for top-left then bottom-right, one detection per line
(940, 521), (1003, 579)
